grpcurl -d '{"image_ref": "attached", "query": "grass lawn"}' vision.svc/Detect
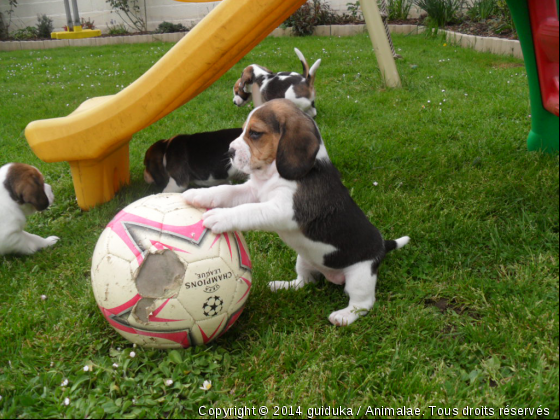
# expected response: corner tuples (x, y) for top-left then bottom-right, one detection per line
(0, 33), (558, 418)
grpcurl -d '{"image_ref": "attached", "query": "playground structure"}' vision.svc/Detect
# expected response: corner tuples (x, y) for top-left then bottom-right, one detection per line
(25, 0), (400, 210)
(51, 0), (102, 40)
(506, 0), (559, 153)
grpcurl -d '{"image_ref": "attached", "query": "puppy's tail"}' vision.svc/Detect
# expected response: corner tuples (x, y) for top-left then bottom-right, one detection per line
(308, 58), (321, 88)
(295, 48), (310, 78)
(385, 236), (410, 253)
(295, 48), (321, 88)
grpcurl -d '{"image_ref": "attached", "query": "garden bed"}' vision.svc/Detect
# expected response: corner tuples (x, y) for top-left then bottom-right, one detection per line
(446, 19), (517, 40)
(388, 17), (517, 40)
(0, 24), (524, 60)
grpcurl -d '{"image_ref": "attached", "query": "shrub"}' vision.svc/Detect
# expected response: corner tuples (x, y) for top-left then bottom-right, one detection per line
(105, 0), (147, 32)
(107, 21), (129, 35)
(345, 1), (364, 22)
(313, 0), (342, 25)
(12, 26), (38, 40)
(386, 0), (415, 20)
(415, 0), (465, 27)
(467, 0), (497, 21)
(284, 0), (341, 36)
(0, 13), (7, 40)
(156, 21), (189, 33)
(493, 0), (516, 36)
(36, 14), (53, 38)
(1, 0), (18, 40)
(81, 17), (96, 30)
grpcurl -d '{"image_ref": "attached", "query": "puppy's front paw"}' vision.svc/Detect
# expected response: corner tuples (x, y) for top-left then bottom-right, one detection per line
(269, 281), (290, 292)
(183, 189), (216, 209)
(45, 236), (60, 247)
(328, 307), (367, 327)
(269, 279), (307, 292)
(202, 208), (232, 234)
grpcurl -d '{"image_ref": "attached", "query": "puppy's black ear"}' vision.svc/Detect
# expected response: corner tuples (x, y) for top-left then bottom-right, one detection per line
(276, 113), (321, 180)
(144, 140), (170, 191)
(6, 164), (50, 211)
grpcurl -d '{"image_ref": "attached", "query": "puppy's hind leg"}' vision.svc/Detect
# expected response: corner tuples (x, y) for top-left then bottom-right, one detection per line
(269, 255), (318, 291)
(328, 261), (377, 327)
(163, 176), (188, 193)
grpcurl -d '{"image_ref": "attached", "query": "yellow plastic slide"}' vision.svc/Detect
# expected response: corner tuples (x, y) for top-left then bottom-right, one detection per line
(25, 0), (307, 210)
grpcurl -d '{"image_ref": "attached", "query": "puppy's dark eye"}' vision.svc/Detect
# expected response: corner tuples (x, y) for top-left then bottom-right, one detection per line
(249, 130), (263, 141)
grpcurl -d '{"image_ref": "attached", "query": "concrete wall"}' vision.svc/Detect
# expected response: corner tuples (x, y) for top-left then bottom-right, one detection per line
(0, 0), (361, 34)
(1, 0), (476, 34)
(2, 0), (222, 33)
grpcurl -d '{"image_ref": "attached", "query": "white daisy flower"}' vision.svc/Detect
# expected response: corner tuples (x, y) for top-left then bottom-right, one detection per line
(165, 379), (174, 387)
(200, 380), (212, 391)
(129, 351), (136, 358)
(61, 379), (69, 387)
(64, 397), (70, 406)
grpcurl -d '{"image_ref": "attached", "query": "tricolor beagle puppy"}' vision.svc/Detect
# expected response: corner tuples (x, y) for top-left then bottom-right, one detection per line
(233, 48), (321, 118)
(143, 128), (247, 193)
(0, 163), (59, 256)
(183, 100), (410, 326)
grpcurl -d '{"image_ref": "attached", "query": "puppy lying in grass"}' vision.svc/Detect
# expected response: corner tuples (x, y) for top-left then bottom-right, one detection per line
(0, 163), (59, 256)
(143, 128), (247, 193)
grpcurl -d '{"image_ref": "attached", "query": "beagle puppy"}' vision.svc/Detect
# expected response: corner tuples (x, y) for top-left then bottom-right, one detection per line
(0, 163), (59, 256)
(233, 48), (321, 118)
(183, 100), (410, 326)
(143, 128), (247, 193)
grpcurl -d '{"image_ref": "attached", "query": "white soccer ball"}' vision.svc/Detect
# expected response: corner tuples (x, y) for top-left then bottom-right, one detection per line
(91, 193), (252, 349)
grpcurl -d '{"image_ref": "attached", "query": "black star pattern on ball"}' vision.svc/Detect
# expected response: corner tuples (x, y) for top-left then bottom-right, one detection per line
(202, 296), (224, 317)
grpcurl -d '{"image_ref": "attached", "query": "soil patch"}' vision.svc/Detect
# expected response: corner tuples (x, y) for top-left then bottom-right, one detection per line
(425, 297), (481, 319)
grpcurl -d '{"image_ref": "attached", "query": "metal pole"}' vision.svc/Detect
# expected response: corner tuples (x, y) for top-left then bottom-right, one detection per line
(71, 0), (82, 30)
(361, 0), (401, 88)
(63, 0), (73, 30)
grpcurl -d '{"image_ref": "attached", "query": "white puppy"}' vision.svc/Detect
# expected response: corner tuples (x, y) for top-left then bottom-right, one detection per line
(0, 163), (59, 256)
(184, 100), (409, 326)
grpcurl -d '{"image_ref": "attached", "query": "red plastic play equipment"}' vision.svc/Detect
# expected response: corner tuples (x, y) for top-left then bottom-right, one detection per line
(506, 0), (559, 153)
(529, 0), (559, 117)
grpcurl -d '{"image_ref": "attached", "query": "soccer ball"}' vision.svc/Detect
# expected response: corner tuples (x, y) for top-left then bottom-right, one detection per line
(91, 193), (252, 349)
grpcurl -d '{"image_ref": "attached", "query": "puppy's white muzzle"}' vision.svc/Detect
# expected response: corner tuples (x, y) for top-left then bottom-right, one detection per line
(234, 95), (249, 107)
(229, 137), (252, 175)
